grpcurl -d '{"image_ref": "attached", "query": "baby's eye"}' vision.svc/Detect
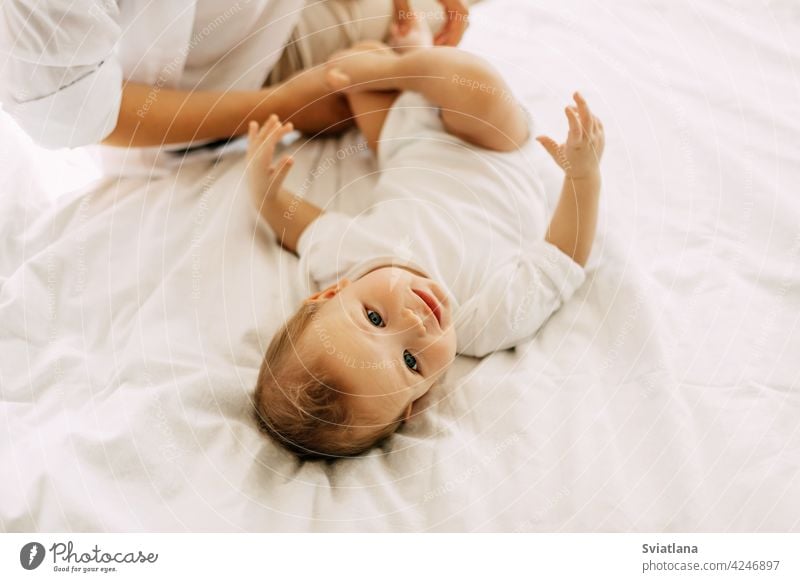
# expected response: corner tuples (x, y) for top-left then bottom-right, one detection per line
(403, 350), (419, 372)
(365, 308), (385, 327)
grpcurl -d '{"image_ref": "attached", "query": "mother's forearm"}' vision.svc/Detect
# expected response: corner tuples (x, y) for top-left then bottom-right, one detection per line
(102, 82), (285, 147)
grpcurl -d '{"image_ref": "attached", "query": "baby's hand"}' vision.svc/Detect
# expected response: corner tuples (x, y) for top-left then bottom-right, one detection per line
(537, 92), (605, 180)
(246, 115), (295, 206)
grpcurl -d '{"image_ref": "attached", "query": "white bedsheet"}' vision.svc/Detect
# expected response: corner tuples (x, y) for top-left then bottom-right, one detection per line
(1, 0), (799, 532)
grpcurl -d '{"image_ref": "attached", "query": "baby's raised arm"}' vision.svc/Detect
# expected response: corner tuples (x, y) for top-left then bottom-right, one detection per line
(246, 115), (322, 254)
(537, 92), (605, 267)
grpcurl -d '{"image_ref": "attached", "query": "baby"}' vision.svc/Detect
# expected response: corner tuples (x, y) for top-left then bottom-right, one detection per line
(248, 17), (605, 459)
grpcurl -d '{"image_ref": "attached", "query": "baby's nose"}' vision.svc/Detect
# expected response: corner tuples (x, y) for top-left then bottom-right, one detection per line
(404, 307), (427, 337)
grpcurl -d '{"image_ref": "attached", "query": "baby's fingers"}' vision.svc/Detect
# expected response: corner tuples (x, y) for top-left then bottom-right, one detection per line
(246, 121), (260, 159)
(247, 116), (276, 158)
(268, 155), (294, 189)
(258, 114), (281, 141)
(261, 119), (294, 146)
(255, 118), (293, 160)
(565, 106), (582, 142)
(573, 92), (594, 134)
(279, 120), (294, 135)
(536, 135), (564, 165)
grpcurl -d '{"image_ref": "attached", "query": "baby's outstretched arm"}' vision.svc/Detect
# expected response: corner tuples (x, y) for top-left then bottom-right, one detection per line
(538, 92), (605, 267)
(246, 115), (322, 254)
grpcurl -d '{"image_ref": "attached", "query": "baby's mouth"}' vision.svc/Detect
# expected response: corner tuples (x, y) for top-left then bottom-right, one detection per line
(412, 288), (442, 328)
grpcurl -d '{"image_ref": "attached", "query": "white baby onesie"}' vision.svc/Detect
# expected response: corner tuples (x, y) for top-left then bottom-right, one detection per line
(297, 92), (585, 358)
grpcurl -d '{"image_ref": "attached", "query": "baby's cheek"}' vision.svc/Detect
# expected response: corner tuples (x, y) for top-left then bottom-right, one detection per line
(436, 332), (458, 365)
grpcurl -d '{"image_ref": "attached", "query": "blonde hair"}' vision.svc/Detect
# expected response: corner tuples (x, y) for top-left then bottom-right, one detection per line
(252, 301), (406, 460)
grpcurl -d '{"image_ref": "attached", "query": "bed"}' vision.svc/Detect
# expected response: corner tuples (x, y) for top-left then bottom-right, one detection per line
(1, 0), (799, 531)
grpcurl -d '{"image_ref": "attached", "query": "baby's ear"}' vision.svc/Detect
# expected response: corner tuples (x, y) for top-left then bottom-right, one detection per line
(304, 278), (351, 303)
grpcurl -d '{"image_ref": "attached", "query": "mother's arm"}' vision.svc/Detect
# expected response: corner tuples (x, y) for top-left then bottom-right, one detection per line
(102, 66), (352, 147)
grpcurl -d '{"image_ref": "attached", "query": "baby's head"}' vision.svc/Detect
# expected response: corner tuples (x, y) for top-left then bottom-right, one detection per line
(253, 266), (457, 459)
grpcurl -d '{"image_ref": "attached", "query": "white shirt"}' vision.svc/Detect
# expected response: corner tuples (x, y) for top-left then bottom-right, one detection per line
(0, 0), (303, 149)
(297, 92), (586, 358)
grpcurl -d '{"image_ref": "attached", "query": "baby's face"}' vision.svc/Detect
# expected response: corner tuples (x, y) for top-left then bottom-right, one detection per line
(305, 266), (458, 425)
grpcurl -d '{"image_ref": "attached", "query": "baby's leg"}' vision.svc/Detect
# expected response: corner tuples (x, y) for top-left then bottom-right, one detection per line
(344, 90), (400, 153)
(327, 46), (530, 152)
(326, 42), (401, 152)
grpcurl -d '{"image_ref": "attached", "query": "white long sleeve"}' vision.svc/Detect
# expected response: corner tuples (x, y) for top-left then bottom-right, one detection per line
(0, 0), (123, 148)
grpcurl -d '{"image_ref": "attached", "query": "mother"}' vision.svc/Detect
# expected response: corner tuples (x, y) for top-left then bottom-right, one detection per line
(0, 0), (470, 150)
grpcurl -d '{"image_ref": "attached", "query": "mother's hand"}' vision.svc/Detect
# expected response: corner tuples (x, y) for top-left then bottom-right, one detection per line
(393, 0), (470, 46)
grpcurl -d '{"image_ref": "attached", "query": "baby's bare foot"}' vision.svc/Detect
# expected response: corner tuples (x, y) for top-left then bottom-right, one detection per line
(324, 41), (400, 92)
(389, 10), (433, 53)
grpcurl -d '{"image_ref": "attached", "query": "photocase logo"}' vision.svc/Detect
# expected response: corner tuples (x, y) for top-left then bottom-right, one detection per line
(20, 542), (46, 570)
